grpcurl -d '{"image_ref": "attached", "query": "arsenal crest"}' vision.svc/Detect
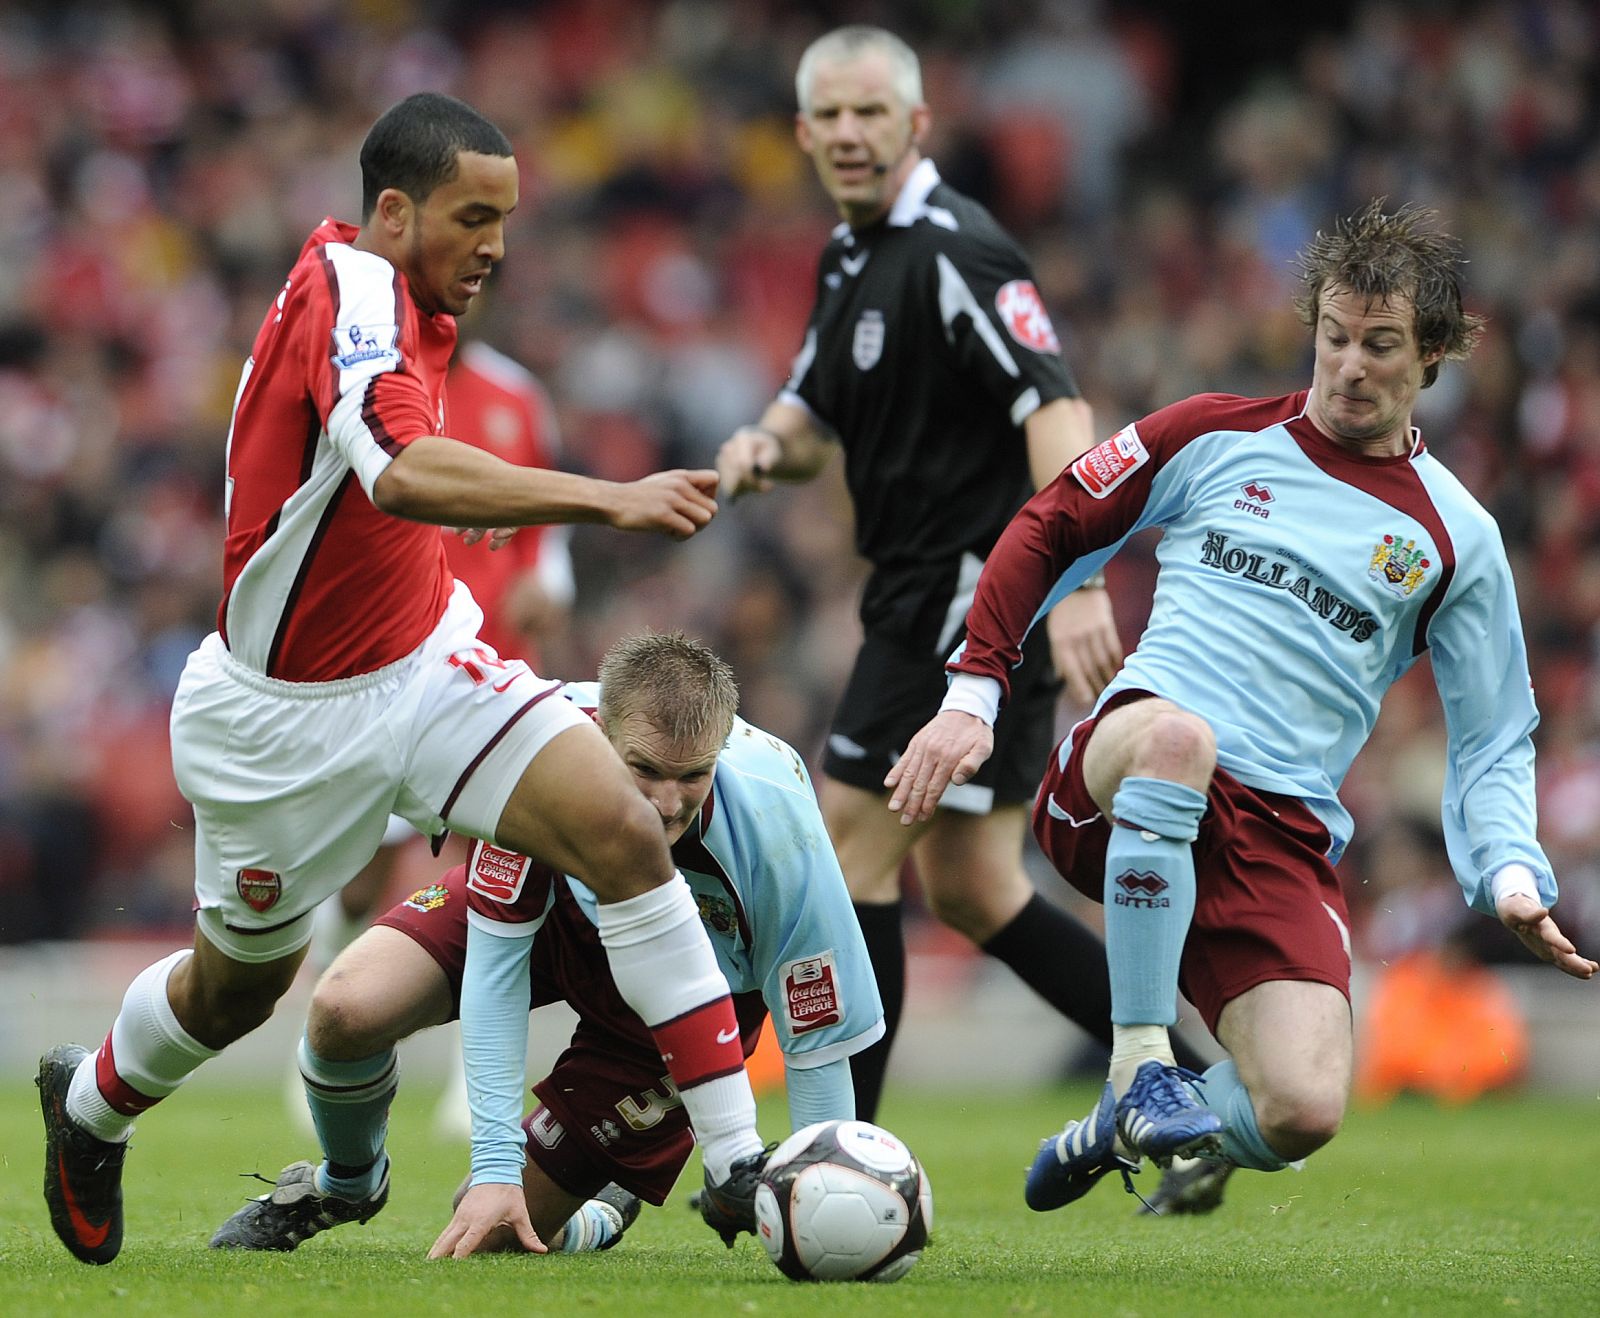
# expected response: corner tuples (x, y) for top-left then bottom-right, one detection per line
(852, 310), (885, 370)
(236, 868), (281, 913)
(1368, 534), (1431, 598)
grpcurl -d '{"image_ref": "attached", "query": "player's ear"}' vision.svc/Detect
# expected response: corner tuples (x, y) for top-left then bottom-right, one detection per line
(795, 112), (814, 153)
(372, 187), (413, 237)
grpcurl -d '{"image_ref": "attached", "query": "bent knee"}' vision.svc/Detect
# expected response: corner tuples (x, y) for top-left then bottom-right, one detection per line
(1255, 1089), (1345, 1160)
(1132, 710), (1217, 781)
(573, 795), (675, 900)
(307, 979), (399, 1060)
(922, 871), (1029, 942)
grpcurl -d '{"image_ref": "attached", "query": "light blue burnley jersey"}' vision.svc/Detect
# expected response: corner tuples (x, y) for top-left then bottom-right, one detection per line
(557, 684), (885, 1069)
(951, 391), (1555, 916)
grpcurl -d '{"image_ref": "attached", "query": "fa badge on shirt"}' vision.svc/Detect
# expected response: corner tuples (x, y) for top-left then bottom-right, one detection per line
(853, 310), (885, 371)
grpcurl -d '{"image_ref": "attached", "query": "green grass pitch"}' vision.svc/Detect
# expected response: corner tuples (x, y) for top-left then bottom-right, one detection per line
(2, 1077), (1596, 1315)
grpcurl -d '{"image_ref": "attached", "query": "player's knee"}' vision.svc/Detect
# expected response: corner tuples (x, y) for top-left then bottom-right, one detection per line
(1255, 1085), (1345, 1160)
(306, 976), (394, 1059)
(922, 872), (1022, 941)
(1130, 709), (1216, 782)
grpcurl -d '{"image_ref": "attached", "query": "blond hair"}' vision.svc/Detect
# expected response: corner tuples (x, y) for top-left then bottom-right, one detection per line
(597, 631), (738, 748)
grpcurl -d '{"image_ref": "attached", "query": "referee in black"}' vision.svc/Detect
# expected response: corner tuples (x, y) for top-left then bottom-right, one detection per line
(718, 25), (1210, 1132)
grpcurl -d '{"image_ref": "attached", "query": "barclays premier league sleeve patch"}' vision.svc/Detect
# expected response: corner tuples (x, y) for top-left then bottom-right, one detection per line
(995, 279), (1061, 353)
(1070, 425), (1149, 498)
(782, 951), (843, 1035)
(466, 841), (533, 905)
(330, 322), (400, 371)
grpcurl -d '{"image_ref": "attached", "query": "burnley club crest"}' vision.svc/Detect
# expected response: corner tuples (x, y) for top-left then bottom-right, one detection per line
(1369, 534), (1431, 598)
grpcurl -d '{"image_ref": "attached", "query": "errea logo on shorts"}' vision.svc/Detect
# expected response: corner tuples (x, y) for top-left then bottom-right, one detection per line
(1071, 426), (1149, 498)
(467, 842), (532, 903)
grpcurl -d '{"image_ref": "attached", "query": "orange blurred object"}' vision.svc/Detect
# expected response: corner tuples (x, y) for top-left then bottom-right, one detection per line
(1356, 950), (1529, 1106)
(745, 1016), (786, 1096)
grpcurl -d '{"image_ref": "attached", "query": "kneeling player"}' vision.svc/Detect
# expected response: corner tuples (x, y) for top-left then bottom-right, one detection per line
(211, 632), (883, 1255)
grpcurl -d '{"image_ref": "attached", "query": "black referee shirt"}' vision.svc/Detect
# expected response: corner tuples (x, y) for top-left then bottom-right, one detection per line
(781, 159), (1082, 651)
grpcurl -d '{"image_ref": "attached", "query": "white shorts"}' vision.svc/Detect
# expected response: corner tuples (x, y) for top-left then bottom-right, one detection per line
(170, 581), (589, 962)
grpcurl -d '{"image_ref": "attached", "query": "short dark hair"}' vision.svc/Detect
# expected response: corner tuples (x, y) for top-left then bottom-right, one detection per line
(1294, 200), (1485, 388)
(598, 631), (738, 750)
(359, 93), (514, 218)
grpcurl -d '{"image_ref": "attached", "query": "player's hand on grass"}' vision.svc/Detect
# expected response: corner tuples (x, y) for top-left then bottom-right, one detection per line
(885, 711), (994, 825)
(429, 1182), (546, 1259)
(612, 470), (719, 538)
(1046, 585), (1123, 706)
(715, 426), (782, 500)
(1495, 892), (1598, 980)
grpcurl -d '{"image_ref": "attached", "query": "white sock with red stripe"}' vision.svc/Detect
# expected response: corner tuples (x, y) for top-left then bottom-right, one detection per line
(65, 949), (219, 1142)
(596, 875), (761, 1184)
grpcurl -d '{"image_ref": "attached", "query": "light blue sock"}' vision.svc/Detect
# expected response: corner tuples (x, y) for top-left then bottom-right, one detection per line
(1104, 777), (1206, 1026)
(1196, 1059), (1290, 1171)
(297, 1035), (398, 1199)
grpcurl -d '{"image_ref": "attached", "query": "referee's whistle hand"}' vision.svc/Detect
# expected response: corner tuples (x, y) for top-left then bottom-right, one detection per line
(716, 426), (782, 500)
(885, 712), (994, 825)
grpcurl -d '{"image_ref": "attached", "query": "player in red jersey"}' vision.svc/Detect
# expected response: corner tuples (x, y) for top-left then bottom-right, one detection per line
(37, 92), (764, 1266)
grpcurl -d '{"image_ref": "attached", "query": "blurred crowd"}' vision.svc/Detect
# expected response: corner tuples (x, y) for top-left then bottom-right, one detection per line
(1, 0), (1597, 973)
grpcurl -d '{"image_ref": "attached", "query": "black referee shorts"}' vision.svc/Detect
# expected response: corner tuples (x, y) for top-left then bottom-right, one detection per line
(821, 627), (1060, 813)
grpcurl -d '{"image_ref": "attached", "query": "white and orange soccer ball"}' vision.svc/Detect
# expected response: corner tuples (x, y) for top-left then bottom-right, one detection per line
(753, 1119), (932, 1283)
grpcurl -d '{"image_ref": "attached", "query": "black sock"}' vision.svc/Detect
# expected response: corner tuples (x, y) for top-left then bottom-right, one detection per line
(849, 899), (903, 1122)
(980, 893), (1210, 1072)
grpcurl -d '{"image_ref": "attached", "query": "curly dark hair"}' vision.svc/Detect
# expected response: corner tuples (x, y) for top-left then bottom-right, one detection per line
(1294, 200), (1486, 388)
(359, 93), (513, 218)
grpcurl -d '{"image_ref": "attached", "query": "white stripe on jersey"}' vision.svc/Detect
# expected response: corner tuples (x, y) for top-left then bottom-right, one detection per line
(223, 428), (361, 671)
(934, 550), (985, 656)
(936, 252), (1019, 378)
(784, 326), (819, 394)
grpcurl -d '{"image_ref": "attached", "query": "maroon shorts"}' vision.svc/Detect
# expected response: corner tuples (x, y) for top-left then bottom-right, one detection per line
(376, 869), (766, 1205)
(1031, 697), (1352, 1035)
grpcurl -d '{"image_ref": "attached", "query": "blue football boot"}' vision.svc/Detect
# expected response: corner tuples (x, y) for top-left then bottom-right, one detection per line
(1114, 1060), (1223, 1166)
(1025, 1082), (1139, 1211)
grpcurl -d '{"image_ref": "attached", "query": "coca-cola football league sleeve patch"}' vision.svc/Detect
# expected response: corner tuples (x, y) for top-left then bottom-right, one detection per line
(1070, 424), (1149, 498)
(464, 840), (551, 928)
(782, 952), (844, 1036)
(994, 279), (1061, 354)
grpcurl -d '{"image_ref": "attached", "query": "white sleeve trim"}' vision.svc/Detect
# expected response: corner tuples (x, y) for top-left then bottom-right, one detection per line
(779, 1020), (886, 1069)
(1489, 863), (1539, 907)
(940, 673), (1002, 726)
(466, 907), (548, 938)
(1010, 385), (1043, 426)
(936, 252), (1019, 377)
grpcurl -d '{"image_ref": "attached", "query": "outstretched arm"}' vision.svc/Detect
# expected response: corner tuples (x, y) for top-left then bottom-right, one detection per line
(375, 435), (718, 539)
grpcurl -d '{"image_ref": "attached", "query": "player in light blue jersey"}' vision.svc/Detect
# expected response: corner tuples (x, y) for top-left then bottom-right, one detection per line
(888, 202), (1596, 1216)
(211, 632), (882, 1257)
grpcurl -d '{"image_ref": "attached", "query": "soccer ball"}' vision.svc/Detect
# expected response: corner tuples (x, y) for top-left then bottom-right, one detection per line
(753, 1119), (932, 1282)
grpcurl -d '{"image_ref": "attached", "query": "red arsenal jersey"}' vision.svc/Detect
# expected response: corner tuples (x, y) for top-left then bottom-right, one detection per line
(218, 218), (456, 680)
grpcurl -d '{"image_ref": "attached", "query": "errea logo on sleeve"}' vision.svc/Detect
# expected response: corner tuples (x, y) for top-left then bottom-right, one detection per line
(330, 323), (400, 371)
(1070, 426), (1149, 498)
